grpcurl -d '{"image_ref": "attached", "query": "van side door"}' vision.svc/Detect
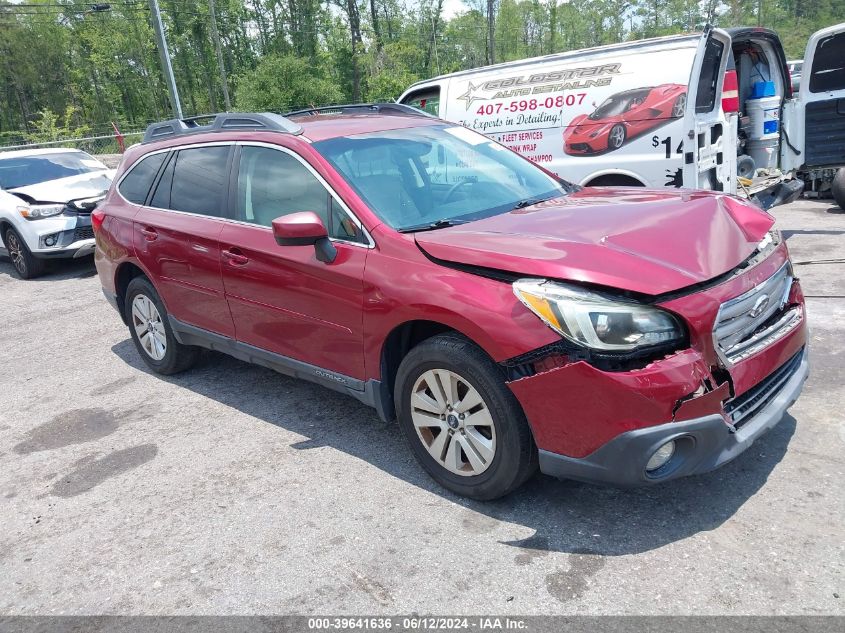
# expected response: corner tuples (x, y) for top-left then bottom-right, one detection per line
(784, 24), (845, 171)
(682, 27), (735, 194)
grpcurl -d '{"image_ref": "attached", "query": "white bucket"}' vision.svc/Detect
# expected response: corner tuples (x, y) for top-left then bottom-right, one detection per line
(747, 137), (779, 171)
(745, 96), (780, 140)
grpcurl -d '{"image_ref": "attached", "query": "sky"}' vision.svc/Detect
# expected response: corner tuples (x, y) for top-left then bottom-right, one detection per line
(441, 0), (468, 20)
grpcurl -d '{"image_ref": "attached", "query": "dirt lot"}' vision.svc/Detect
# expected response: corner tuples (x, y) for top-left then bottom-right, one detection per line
(0, 199), (842, 615)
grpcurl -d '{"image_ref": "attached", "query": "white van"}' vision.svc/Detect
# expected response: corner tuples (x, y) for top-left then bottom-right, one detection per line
(398, 24), (845, 208)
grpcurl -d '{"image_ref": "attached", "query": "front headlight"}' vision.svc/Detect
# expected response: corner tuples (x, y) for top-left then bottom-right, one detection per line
(513, 279), (685, 352)
(18, 204), (65, 220)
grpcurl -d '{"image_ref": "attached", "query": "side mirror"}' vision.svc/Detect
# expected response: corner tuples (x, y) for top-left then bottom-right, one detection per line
(272, 211), (336, 263)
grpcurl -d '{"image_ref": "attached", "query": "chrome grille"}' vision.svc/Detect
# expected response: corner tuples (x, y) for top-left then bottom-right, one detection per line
(714, 262), (797, 363)
(724, 349), (803, 429)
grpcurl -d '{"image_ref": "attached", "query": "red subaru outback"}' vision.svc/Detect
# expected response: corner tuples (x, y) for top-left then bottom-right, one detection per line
(93, 105), (808, 500)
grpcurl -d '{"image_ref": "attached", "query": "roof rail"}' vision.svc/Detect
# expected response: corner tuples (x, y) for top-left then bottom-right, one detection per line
(284, 103), (434, 119)
(142, 112), (303, 143)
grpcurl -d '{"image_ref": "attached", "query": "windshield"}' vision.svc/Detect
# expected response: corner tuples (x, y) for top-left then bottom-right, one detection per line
(588, 91), (648, 120)
(312, 124), (570, 231)
(0, 151), (105, 190)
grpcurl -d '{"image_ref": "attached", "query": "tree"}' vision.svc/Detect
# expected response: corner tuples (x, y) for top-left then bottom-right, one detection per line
(234, 54), (344, 111)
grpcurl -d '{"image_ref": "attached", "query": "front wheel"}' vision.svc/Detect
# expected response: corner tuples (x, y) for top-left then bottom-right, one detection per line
(608, 124), (626, 150)
(125, 276), (198, 375)
(395, 334), (537, 500)
(4, 227), (45, 279)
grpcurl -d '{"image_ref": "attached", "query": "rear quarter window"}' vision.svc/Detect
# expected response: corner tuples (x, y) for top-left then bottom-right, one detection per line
(118, 153), (167, 204)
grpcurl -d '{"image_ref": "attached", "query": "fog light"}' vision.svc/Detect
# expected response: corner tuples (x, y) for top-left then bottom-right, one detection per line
(646, 440), (676, 472)
(40, 232), (61, 248)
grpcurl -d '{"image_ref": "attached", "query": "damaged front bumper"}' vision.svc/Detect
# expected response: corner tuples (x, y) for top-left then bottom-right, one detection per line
(535, 347), (808, 486)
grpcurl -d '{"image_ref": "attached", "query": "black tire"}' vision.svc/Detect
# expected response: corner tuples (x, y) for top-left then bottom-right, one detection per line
(125, 276), (198, 375)
(608, 123), (626, 150)
(833, 168), (845, 210)
(394, 334), (538, 500)
(3, 226), (45, 279)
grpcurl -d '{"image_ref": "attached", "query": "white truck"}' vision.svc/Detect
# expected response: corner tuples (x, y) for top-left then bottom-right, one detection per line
(0, 148), (113, 279)
(399, 24), (845, 208)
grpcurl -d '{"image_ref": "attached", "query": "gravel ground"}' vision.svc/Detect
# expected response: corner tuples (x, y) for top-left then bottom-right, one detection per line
(0, 198), (842, 615)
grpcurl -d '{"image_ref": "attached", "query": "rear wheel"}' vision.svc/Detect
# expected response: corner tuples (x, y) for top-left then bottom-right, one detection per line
(833, 168), (845, 210)
(3, 227), (45, 279)
(395, 334), (537, 500)
(125, 276), (198, 375)
(671, 93), (687, 118)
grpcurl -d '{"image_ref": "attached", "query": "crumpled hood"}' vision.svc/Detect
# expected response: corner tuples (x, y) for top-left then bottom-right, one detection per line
(415, 187), (775, 295)
(8, 170), (114, 204)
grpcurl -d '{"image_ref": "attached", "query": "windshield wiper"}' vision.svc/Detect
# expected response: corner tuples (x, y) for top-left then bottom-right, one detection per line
(511, 196), (558, 211)
(398, 218), (469, 233)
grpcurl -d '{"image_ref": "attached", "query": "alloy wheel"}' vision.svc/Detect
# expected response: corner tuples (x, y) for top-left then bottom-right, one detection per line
(410, 369), (497, 476)
(672, 94), (687, 118)
(131, 294), (167, 361)
(6, 232), (26, 276)
(609, 125), (626, 149)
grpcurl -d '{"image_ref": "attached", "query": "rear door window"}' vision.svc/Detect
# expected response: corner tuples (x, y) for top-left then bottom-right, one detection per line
(150, 145), (231, 217)
(809, 31), (845, 92)
(695, 37), (725, 113)
(118, 152), (167, 204)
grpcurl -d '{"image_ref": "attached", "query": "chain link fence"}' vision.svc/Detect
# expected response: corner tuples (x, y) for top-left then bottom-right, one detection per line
(0, 131), (144, 168)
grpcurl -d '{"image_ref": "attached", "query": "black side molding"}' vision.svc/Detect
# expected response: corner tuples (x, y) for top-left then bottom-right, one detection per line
(168, 317), (393, 421)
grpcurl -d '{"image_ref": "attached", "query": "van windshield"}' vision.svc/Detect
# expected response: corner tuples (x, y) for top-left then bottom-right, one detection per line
(0, 151), (106, 190)
(312, 124), (571, 232)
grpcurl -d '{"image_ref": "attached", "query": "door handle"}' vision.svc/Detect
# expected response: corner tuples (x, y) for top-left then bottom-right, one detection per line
(222, 248), (249, 266)
(139, 227), (158, 241)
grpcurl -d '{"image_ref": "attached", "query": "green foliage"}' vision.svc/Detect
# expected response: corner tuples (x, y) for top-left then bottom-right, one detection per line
(234, 54), (344, 111)
(0, 0), (843, 136)
(25, 106), (91, 144)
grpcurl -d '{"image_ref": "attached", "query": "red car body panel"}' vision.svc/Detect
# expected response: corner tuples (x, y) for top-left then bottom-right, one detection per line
(218, 221), (368, 379)
(563, 84), (686, 155)
(361, 225), (560, 373)
(93, 112), (809, 486)
(415, 187), (775, 295)
(511, 241), (806, 458)
(134, 207), (236, 338)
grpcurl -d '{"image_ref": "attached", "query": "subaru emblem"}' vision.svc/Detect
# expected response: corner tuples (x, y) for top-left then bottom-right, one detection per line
(749, 294), (770, 318)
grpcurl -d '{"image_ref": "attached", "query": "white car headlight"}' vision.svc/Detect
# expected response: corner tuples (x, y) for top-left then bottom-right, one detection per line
(513, 279), (685, 352)
(18, 204), (65, 220)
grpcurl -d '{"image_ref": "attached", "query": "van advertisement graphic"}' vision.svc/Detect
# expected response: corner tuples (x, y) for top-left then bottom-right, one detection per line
(563, 84), (686, 155)
(441, 46), (697, 184)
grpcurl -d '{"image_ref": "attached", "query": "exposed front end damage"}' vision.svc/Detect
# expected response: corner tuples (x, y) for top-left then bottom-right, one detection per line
(503, 243), (809, 486)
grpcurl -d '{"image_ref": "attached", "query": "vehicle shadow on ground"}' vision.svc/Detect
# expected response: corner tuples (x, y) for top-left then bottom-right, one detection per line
(782, 229), (845, 239)
(0, 255), (96, 281)
(111, 339), (796, 557)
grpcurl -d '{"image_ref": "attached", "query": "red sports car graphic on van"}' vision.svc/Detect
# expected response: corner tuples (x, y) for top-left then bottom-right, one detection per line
(563, 84), (687, 155)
